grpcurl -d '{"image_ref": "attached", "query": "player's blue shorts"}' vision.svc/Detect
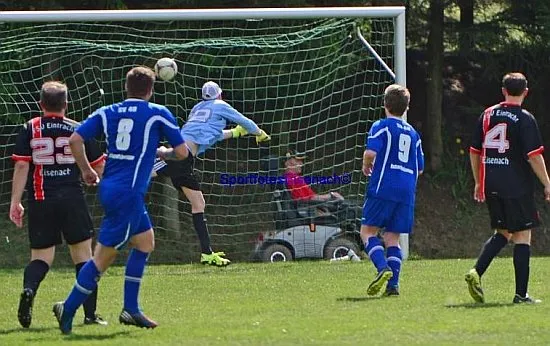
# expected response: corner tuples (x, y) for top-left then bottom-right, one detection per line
(361, 197), (414, 234)
(97, 185), (152, 250)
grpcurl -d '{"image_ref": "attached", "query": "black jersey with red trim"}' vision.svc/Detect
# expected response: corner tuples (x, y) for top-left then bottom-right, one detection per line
(469, 102), (544, 198)
(11, 115), (105, 201)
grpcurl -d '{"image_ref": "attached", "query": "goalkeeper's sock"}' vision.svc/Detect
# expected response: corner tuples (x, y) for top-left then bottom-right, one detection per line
(193, 212), (213, 254)
(474, 232), (508, 276)
(23, 259), (49, 294)
(64, 260), (100, 315)
(386, 246), (402, 288)
(364, 236), (387, 273)
(124, 249), (149, 315)
(513, 244), (530, 298)
(76, 262), (98, 319)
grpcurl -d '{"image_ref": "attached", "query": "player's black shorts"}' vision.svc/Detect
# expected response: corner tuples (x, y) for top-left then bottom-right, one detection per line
(485, 193), (540, 232)
(156, 153), (201, 191)
(27, 197), (94, 249)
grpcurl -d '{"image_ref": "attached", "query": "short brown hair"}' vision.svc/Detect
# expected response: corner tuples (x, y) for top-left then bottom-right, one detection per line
(126, 66), (155, 98)
(384, 84), (410, 116)
(40, 81), (67, 112)
(502, 72), (527, 96)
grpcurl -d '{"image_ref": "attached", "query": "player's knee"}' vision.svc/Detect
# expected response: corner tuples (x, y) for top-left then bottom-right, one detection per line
(511, 230), (531, 245)
(383, 232), (400, 247)
(191, 196), (206, 213)
(31, 247), (55, 266)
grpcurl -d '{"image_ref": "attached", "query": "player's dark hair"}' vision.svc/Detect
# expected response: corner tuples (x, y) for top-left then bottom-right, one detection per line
(40, 81), (67, 112)
(126, 66), (155, 98)
(384, 84), (410, 116)
(502, 72), (527, 96)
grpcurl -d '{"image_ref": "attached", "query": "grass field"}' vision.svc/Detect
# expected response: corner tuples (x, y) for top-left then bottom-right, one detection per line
(0, 257), (549, 345)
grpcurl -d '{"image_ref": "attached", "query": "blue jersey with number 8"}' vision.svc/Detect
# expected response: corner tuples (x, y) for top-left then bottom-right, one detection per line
(76, 99), (184, 194)
(366, 117), (424, 206)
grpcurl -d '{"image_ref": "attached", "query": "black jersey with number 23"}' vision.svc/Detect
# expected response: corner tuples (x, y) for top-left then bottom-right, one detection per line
(12, 115), (104, 201)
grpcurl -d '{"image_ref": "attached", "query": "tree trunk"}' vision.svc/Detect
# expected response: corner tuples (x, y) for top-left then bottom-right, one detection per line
(426, 0), (444, 171)
(458, 0), (474, 57)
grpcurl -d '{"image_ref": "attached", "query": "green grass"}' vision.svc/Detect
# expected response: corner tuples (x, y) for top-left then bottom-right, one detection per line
(1, 258), (549, 345)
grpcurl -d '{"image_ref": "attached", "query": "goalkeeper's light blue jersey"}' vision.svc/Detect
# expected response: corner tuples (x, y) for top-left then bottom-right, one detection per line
(180, 99), (260, 155)
(76, 99), (184, 194)
(365, 116), (424, 206)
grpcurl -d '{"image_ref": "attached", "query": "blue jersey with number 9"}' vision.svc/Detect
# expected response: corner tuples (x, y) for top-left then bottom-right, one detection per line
(366, 117), (424, 206)
(76, 99), (184, 194)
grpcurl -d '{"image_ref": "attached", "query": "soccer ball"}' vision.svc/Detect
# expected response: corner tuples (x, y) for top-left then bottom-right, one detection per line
(154, 57), (177, 81)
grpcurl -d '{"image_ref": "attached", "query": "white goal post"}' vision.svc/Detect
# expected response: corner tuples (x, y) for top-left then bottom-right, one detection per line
(0, 7), (409, 260)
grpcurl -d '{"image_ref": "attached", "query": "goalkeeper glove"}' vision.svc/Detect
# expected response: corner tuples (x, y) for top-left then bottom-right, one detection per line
(230, 125), (249, 138)
(255, 129), (271, 144)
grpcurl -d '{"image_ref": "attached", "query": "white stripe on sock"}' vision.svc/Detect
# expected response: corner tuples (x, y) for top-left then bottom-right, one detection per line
(125, 275), (142, 283)
(75, 281), (93, 295)
(387, 256), (402, 264)
(368, 245), (385, 257)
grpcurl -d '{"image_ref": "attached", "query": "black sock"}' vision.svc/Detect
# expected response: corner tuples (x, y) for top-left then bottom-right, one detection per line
(193, 212), (213, 254)
(76, 262), (98, 318)
(474, 232), (508, 276)
(23, 259), (50, 294)
(513, 244), (530, 298)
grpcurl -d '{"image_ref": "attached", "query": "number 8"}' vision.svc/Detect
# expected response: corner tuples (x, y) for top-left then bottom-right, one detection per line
(116, 118), (133, 151)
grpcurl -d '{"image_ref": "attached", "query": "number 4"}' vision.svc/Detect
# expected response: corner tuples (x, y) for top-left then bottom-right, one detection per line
(484, 123), (509, 153)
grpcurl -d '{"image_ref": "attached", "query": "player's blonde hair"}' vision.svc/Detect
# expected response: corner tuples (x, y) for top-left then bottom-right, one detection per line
(40, 81), (68, 112)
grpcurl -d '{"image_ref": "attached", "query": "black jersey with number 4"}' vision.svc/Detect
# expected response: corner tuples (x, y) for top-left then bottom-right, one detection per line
(11, 115), (104, 201)
(470, 102), (544, 198)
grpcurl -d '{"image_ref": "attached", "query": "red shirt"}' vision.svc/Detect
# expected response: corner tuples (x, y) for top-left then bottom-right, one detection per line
(284, 171), (316, 201)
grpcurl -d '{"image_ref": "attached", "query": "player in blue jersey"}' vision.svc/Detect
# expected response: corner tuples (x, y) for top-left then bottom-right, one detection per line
(361, 84), (424, 297)
(53, 67), (188, 334)
(154, 81), (271, 266)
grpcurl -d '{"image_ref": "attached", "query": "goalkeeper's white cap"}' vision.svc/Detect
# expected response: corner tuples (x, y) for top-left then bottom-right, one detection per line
(202, 81), (222, 100)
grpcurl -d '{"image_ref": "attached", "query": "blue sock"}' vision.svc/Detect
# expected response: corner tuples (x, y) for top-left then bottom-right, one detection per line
(124, 249), (149, 314)
(364, 236), (387, 272)
(64, 260), (101, 314)
(386, 246), (403, 288)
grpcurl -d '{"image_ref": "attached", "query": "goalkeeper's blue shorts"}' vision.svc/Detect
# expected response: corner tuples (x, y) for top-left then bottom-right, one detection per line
(97, 185), (152, 250)
(361, 197), (414, 234)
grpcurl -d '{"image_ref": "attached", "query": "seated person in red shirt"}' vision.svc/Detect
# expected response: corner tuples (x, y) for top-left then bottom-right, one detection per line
(283, 150), (360, 229)
(283, 150), (344, 202)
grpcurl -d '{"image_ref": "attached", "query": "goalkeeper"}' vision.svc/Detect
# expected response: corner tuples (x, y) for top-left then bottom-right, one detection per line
(155, 81), (270, 266)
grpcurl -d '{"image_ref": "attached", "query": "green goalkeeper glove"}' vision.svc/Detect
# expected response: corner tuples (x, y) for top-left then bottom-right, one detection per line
(255, 129), (271, 144)
(230, 125), (249, 138)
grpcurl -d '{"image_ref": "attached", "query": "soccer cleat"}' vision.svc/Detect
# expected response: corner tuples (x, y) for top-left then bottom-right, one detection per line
(465, 268), (485, 303)
(52, 302), (73, 335)
(383, 286), (400, 297)
(84, 314), (108, 326)
(200, 252), (231, 267)
(119, 310), (158, 329)
(513, 294), (542, 304)
(17, 288), (34, 328)
(367, 267), (393, 296)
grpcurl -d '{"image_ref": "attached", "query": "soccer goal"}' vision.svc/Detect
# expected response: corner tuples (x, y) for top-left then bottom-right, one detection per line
(0, 7), (408, 263)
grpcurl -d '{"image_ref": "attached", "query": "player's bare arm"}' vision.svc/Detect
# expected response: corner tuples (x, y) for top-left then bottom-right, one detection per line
(9, 160), (29, 228)
(69, 132), (98, 186)
(528, 153), (550, 201)
(469, 151), (484, 202)
(156, 142), (189, 161)
(362, 149), (376, 177)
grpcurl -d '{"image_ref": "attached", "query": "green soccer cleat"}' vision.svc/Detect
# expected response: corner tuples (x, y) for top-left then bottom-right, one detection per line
(367, 268), (393, 296)
(465, 268), (485, 303)
(201, 252), (231, 267)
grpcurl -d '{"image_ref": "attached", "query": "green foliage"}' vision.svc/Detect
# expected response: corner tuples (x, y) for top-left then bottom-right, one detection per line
(0, 259), (549, 344)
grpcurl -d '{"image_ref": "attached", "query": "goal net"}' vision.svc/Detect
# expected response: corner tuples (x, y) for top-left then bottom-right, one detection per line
(0, 8), (405, 264)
